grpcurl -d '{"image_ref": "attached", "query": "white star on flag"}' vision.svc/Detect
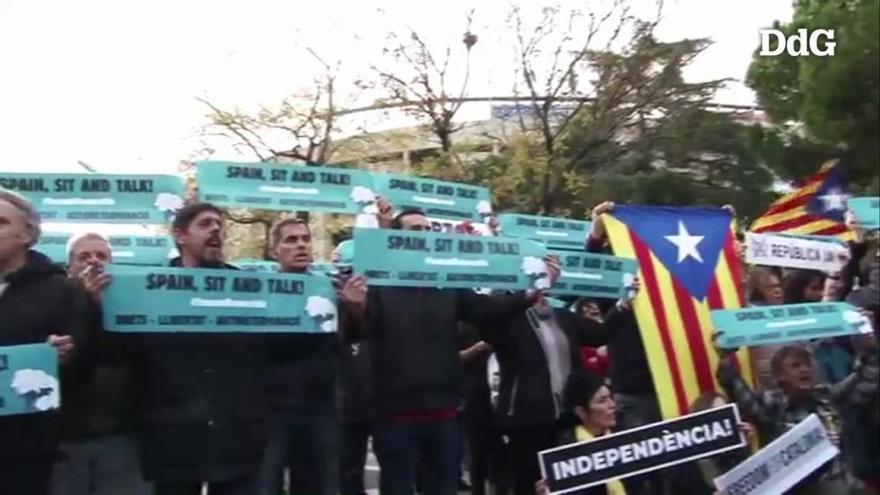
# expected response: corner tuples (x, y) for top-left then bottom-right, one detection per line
(665, 221), (704, 263)
(819, 189), (848, 212)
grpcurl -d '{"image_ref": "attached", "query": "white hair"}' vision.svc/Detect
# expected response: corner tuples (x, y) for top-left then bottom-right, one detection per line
(0, 189), (41, 247)
(66, 232), (109, 261)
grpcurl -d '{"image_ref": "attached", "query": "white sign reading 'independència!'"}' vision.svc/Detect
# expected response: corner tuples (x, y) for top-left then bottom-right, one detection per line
(746, 232), (849, 273)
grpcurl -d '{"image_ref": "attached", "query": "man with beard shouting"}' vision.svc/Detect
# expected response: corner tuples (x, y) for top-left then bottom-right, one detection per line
(109, 203), (270, 495)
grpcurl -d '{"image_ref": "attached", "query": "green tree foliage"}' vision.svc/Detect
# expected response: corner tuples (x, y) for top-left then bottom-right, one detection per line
(746, 0), (880, 190)
(414, 29), (774, 223)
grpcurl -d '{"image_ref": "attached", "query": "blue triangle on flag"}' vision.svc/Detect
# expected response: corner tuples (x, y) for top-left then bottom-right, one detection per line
(806, 165), (850, 222)
(612, 206), (733, 300)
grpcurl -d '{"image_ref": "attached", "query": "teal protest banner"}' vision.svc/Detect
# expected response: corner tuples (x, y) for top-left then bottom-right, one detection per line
(0, 173), (185, 224)
(36, 232), (175, 265)
(196, 161), (377, 215)
(231, 259), (280, 272)
(712, 302), (873, 349)
(352, 228), (548, 290)
(0, 343), (60, 417)
(372, 173), (492, 222)
(497, 214), (592, 250)
(102, 265), (338, 333)
(848, 197), (880, 231)
(34, 233), (70, 263)
(549, 250), (637, 300)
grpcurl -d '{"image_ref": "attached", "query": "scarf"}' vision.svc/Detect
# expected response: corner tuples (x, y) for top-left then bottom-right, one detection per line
(527, 306), (571, 417)
(575, 426), (627, 495)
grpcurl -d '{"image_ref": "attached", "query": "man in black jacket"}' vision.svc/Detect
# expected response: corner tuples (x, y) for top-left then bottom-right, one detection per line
(50, 232), (151, 495)
(354, 207), (559, 495)
(119, 203), (270, 495)
(257, 218), (367, 495)
(0, 190), (85, 495)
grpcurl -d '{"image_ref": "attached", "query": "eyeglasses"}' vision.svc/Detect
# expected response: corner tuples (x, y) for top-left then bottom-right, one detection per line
(407, 225), (432, 231)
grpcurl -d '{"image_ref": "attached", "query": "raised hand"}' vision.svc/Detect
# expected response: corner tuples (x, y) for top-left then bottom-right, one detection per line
(589, 201), (615, 242)
(340, 275), (368, 312)
(76, 265), (111, 302)
(618, 276), (641, 311)
(712, 331), (738, 359)
(544, 255), (561, 287)
(376, 196), (394, 228)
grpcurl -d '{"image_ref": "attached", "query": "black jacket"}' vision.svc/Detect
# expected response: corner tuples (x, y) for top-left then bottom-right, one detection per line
(459, 323), (493, 421)
(582, 307), (654, 395)
(60, 294), (139, 441)
(125, 260), (270, 482)
(584, 241), (655, 396)
(265, 270), (343, 417)
(359, 287), (532, 417)
(493, 307), (604, 429)
(337, 339), (372, 423)
(0, 250), (88, 461)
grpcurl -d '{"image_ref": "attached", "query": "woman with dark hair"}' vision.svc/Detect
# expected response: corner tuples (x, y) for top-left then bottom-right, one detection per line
(536, 372), (625, 495)
(746, 266), (784, 306)
(782, 269), (826, 304)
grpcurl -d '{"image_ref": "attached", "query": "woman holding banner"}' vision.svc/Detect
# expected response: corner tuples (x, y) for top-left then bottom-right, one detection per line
(535, 372), (624, 495)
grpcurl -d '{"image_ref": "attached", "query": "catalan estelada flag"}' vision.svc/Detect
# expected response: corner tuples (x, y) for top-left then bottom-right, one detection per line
(751, 160), (854, 240)
(605, 206), (753, 419)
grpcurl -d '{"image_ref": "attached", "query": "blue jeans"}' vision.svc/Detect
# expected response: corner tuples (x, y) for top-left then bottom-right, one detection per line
(374, 417), (460, 495)
(50, 435), (152, 495)
(257, 413), (338, 495)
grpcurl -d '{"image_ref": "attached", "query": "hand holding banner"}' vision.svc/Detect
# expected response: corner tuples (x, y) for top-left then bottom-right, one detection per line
(352, 228), (549, 291)
(102, 265), (338, 333)
(712, 302), (873, 349)
(549, 250), (637, 300)
(714, 414), (839, 495)
(0, 173), (185, 224)
(745, 232), (849, 273)
(497, 214), (592, 250)
(0, 343), (60, 417)
(196, 161), (377, 215)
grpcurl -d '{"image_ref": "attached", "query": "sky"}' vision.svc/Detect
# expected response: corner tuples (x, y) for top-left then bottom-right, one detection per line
(0, 0), (794, 175)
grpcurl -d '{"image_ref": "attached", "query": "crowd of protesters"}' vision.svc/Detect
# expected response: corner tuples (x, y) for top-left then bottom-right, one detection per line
(1, 187), (878, 495)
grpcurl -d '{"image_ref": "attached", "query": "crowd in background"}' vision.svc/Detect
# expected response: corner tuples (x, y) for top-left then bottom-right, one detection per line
(1, 187), (878, 495)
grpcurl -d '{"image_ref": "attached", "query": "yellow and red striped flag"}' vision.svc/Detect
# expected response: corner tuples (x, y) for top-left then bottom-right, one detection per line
(605, 206), (754, 419)
(751, 160), (854, 240)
